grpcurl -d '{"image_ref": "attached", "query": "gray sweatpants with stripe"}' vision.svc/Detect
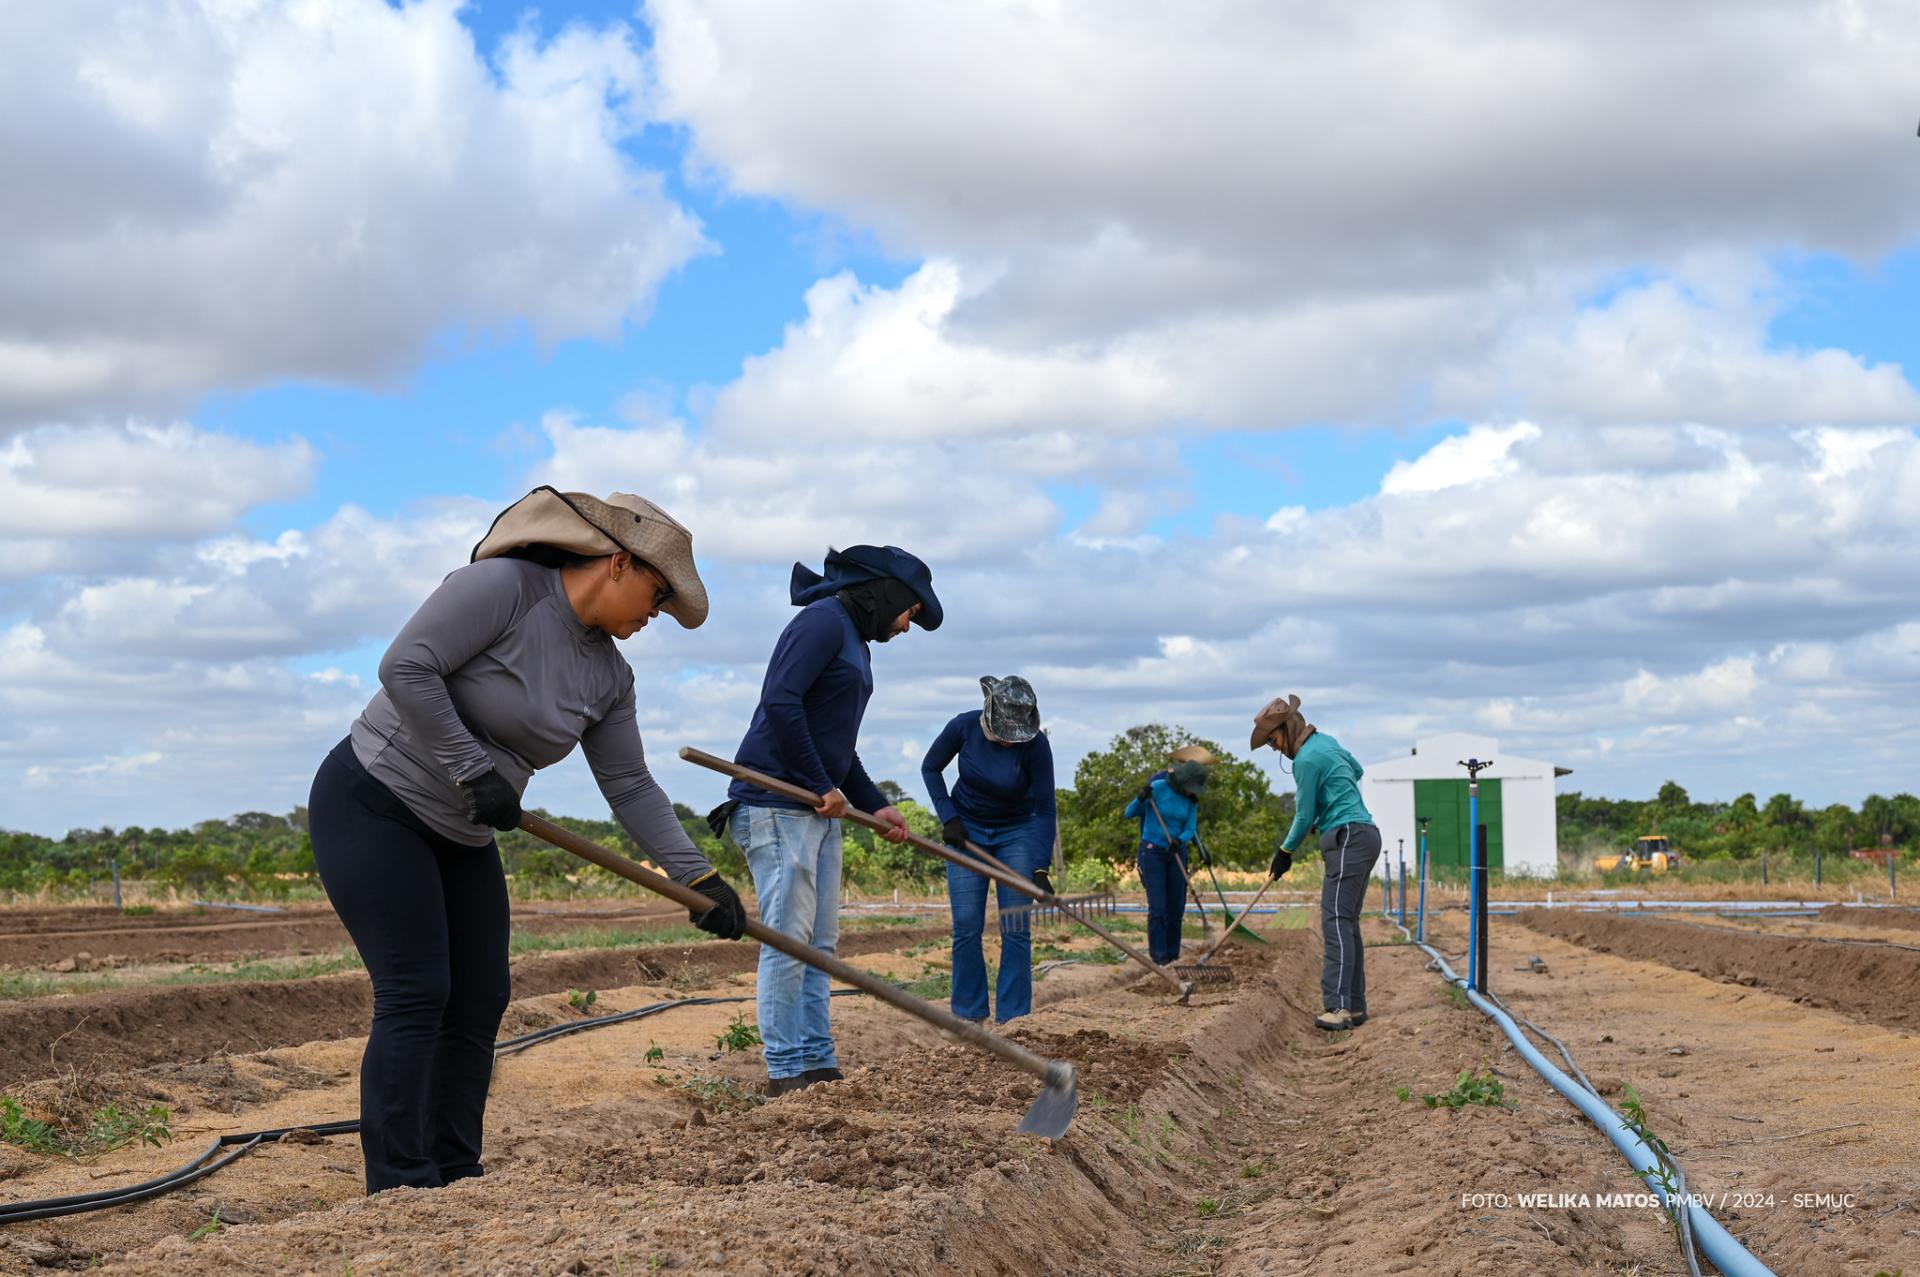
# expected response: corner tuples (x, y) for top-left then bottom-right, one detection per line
(1319, 822), (1382, 1013)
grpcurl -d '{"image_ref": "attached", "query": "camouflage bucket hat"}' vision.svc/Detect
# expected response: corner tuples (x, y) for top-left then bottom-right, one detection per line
(979, 675), (1040, 744)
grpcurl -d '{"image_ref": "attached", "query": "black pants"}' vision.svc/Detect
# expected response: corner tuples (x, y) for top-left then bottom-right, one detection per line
(1319, 822), (1382, 1014)
(309, 739), (511, 1193)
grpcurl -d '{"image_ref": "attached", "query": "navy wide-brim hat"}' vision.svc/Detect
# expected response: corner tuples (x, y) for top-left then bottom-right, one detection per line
(789, 544), (943, 631)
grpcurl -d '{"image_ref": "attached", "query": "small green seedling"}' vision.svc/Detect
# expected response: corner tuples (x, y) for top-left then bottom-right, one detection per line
(643, 1043), (665, 1064)
(567, 988), (598, 1012)
(1421, 1068), (1512, 1109)
(1395, 1086), (1412, 1102)
(189, 1206), (224, 1240)
(1195, 1198), (1220, 1217)
(1, 1097), (172, 1159)
(1617, 1083), (1682, 1221)
(715, 1013), (761, 1053)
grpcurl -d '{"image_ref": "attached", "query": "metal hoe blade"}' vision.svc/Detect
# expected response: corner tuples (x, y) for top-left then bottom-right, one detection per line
(1017, 1062), (1080, 1138)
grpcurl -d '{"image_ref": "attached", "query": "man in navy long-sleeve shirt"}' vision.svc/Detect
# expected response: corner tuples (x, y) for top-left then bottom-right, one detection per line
(724, 545), (942, 1096)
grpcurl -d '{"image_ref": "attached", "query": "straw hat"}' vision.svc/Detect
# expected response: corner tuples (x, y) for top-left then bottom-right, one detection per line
(1169, 744), (1217, 767)
(471, 486), (709, 629)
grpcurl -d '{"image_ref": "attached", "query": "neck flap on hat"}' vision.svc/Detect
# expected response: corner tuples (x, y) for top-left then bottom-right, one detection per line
(836, 578), (920, 643)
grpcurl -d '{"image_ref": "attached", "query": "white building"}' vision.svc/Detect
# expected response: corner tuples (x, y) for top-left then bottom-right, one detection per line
(1358, 732), (1568, 879)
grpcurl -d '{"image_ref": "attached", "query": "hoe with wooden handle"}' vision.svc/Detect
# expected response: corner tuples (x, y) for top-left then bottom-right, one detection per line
(678, 747), (1195, 1004)
(516, 811), (1079, 1138)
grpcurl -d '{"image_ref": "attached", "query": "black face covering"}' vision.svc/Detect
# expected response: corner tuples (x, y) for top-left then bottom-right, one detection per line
(836, 578), (921, 642)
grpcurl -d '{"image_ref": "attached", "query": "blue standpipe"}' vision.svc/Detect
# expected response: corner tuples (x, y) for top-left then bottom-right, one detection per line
(1415, 817), (1430, 943)
(1459, 757), (1493, 994)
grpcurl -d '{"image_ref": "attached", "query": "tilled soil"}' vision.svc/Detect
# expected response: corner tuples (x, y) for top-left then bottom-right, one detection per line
(0, 923), (1686, 1275)
(0, 901), (687, 968)
(1820, 903), (1920, 933)
(0, 926), (941, 1086)
(1515, 907), (1920, 1031)
(3, 913), (1912, 1274)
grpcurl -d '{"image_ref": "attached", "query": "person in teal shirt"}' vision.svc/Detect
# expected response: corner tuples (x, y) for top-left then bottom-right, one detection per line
(1253, 694), (1380, 1031)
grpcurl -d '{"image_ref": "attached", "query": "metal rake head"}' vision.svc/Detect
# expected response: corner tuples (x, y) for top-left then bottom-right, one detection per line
(1172, 962), (1234, 985)
(998, 890), (1116, 934)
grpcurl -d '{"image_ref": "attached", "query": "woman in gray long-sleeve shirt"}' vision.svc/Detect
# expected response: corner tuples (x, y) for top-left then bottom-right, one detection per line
(308, 488), (744, 1194)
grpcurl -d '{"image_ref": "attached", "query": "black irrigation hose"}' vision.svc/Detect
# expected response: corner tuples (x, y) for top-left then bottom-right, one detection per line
(0, 990), (871, 1225)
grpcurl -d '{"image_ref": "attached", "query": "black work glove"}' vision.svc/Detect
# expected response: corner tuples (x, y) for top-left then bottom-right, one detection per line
(1032, 868), (1054, 897)
(943, 817), (969, 849)
(687, 870), (748, 940)
(1169, 839), (1186, 859)
(1136, 783), (1153, 806)
(460, 769), (522, 831)
(1269, 847), (1294, 880)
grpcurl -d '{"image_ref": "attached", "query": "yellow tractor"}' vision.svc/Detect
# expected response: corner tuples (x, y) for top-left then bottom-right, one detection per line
(1595, 835), (1682, 875)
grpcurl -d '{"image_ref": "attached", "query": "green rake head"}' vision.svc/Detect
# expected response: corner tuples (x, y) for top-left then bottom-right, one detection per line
(997, 890), (1117, 935)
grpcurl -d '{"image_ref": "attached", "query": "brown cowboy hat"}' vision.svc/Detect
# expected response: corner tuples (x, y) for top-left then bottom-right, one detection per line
(1250, 694), (1309, 751)
(471, 486), (709, 629)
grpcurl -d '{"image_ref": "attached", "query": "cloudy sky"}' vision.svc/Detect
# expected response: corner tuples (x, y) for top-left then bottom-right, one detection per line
(3, 0), (1917, 837)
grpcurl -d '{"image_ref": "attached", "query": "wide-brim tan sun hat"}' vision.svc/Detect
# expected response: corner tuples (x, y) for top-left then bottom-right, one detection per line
(1250, 694), (1306, 750)
(1169, 744), (1217, 767)
(470, 486), (709, 629)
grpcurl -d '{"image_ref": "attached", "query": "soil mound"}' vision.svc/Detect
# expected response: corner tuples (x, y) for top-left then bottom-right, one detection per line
(1518, 908), (1920, 1030)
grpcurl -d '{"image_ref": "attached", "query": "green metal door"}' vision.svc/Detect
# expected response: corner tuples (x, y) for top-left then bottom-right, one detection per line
(1413, 778), (1503, 873)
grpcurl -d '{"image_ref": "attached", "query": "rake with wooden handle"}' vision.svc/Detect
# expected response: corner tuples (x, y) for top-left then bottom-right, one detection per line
(1173, 875), (1282, 984)
(516, 812), (1079, 1137)
(679, 747), (1195, 1004)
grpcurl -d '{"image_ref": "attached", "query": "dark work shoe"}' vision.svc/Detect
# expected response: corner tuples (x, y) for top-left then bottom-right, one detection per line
(765, 1074), (813, 1098)
(1314, 1008), (1357, 1031)
(1350, 1011), (1369, 1027)
(800, 1067), (844, 1085)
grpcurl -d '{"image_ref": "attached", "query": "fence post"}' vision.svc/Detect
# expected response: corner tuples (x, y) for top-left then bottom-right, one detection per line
(111, 857), (122, 910)
(1814, 849), (1822, 886)
(1761, 852), (1768, 885)
(1398, 847), (1407, 927)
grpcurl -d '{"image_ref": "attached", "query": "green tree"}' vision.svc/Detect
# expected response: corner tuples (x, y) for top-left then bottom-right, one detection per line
(1057, 724), (1286, 873)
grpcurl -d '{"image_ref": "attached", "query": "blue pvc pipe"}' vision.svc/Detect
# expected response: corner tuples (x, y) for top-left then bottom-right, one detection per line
(1467, 782), (1480, 990)
(1415, 829), (1429, 943)
(1407, 930), (1777, 1277)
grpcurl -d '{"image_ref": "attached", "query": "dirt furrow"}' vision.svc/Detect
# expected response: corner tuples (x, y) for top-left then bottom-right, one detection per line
(0, 927), (942, 1086)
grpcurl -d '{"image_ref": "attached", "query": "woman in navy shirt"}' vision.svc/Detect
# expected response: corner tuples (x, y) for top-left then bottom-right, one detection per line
(920, 676), (1056, 1023)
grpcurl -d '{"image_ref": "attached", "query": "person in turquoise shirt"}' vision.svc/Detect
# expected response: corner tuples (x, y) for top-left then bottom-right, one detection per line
(1125, 758), (1208, 964)
(1253, 694), (1380, 1031)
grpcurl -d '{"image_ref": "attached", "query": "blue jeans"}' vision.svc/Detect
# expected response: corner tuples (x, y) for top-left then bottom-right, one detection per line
(946, 816), (1049, 1023)
(1137, 841), (1189, 965)
(732, 804), (842, 1080)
